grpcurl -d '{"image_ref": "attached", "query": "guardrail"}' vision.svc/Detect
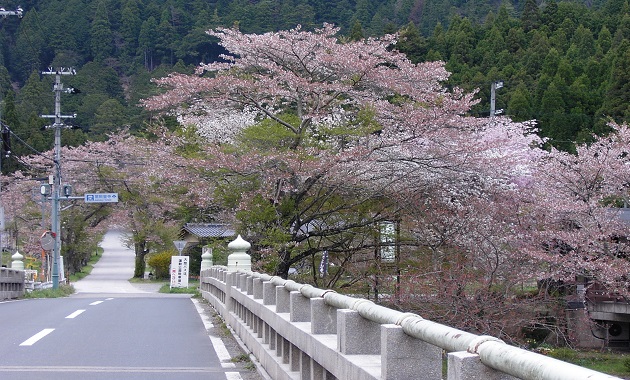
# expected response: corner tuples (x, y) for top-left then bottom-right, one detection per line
(200, 266), (622, 380)
(0, 267), (25, 300)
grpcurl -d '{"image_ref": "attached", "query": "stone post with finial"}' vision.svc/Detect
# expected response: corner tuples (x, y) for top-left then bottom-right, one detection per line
(227, 235), (251, 272)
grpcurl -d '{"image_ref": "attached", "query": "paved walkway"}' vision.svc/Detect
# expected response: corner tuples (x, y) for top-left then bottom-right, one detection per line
(72, 229), (163, 296)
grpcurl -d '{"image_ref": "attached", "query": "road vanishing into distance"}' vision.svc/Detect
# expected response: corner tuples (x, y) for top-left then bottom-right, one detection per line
(0, 229), (264, 380)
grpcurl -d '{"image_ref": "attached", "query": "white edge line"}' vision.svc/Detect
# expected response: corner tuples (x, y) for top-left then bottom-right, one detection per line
(19, 328), (55, 346)
(225, 372), (243, 380)
(190, 299), (232, 363)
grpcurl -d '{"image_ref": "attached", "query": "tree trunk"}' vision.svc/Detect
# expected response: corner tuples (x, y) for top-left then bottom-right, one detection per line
(134, 240), (148, 278)
(275, 248), (291, 279)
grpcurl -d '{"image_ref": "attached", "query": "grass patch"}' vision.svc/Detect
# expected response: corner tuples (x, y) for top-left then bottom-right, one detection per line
(548, 348), (630, 377)
(231, 353), (250, 363)
(129, 277), (164, 283)
(68, 248), (104, 282)
(158, 282), (200, 296)
(23, 284), (75, 298)
(231, 353), (256, 371)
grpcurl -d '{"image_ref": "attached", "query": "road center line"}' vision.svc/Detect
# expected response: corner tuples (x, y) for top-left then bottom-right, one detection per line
(66, 309), (86, 319)
(19, 329), (55, 346)
(89, 301), (104, 306)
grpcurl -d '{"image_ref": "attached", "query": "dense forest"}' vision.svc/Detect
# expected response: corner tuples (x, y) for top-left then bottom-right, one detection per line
(0, 0), (629, 171)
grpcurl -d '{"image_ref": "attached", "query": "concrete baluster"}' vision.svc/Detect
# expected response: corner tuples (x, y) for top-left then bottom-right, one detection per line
(381, 324), (442, 380)
(263, 281), (276, 305)
(337, 309), (380, 354)
(253, 278), (263, 299)
(311, 297), (337, 334)
(300, 351), (311, 380)
(290, 291), (311, 322)
(447, 351), (516, 380)
(276, 286), (290, 313)
(246, 275), (254, 295)
(224, 272), (234, 315)
(239, 273), (247, 291)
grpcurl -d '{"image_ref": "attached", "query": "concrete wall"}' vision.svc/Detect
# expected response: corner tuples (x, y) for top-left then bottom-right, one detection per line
(0, 267), (25, 300)
(200, 267), (622, 380)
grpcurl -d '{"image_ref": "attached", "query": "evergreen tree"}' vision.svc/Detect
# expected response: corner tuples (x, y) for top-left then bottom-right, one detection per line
(156, 9), (177, 66)
(90, 0), (115, 62)
(396, 22), (427, 64)
(507, 83), (534, 122)
(120, 0), (143, 62)
(92, 99), (128, 138)
(598, 39), (630, 126)
(1, 91), (20, 173)
(348, 20), (365, 41)
(521, 0), (541, 32)
(541, 0), (560, 32)
(12, 12), (47, 82)
(138, 17), (159, 70)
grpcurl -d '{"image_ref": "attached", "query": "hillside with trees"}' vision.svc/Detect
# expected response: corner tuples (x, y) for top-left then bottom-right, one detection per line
(0, 0), (629, 164)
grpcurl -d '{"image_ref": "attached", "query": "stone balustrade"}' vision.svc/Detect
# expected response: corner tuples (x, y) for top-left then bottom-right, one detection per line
(200, 266), (622, 380)
(0, 267), (25, 300)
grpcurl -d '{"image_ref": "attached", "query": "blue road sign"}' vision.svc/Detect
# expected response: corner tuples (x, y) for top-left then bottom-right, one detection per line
(84, 193), (119, 203)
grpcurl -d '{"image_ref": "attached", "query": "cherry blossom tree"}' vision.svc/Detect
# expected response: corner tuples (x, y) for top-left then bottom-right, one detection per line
(143, 24), (543, 285)
(3, 129), (216, 277)
(525, 122), (630, 296)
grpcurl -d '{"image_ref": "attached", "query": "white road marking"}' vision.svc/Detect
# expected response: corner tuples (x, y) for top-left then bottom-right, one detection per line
(0, 366), (227, 373)
(19, 329), (55, 346)
(192, 298), (214, 329)
(90, 301), (104, 306)
(190, 299), (236, 366)
(212, 336), (233, 364)
(225, 372), (243, 380)
(65, 309), (86, 319)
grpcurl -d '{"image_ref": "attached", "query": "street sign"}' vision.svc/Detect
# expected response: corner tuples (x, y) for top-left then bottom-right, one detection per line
(170, 255), (189, 289)
(84, 193), (118, 203)
(173, 240), (187, 254)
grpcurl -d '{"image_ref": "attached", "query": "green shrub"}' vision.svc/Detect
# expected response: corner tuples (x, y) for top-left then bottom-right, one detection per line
(23, 284), (75, 298)
(147, 251), (175, 279)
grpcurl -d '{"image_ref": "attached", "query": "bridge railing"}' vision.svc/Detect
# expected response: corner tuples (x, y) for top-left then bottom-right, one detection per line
(0, 267), (25, 300)
(200, 266), (622, 380)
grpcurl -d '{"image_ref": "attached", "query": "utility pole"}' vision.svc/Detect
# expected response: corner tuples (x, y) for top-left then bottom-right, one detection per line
(41, 68), (76, 289)
(490, 80), (504, 118)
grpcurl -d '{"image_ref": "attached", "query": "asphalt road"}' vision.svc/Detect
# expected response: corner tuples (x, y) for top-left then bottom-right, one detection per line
(0, 230), (264, 380)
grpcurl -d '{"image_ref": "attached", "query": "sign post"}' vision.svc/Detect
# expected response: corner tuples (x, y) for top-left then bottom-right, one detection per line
(170, 256), (189, 289)
(170, 240), (189, 289)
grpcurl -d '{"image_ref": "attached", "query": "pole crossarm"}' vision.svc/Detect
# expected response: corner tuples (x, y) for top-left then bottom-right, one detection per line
(0, 7), (23, 18)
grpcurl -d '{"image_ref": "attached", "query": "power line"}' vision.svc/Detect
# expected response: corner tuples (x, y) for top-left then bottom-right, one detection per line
(0, 121), (52, 159)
